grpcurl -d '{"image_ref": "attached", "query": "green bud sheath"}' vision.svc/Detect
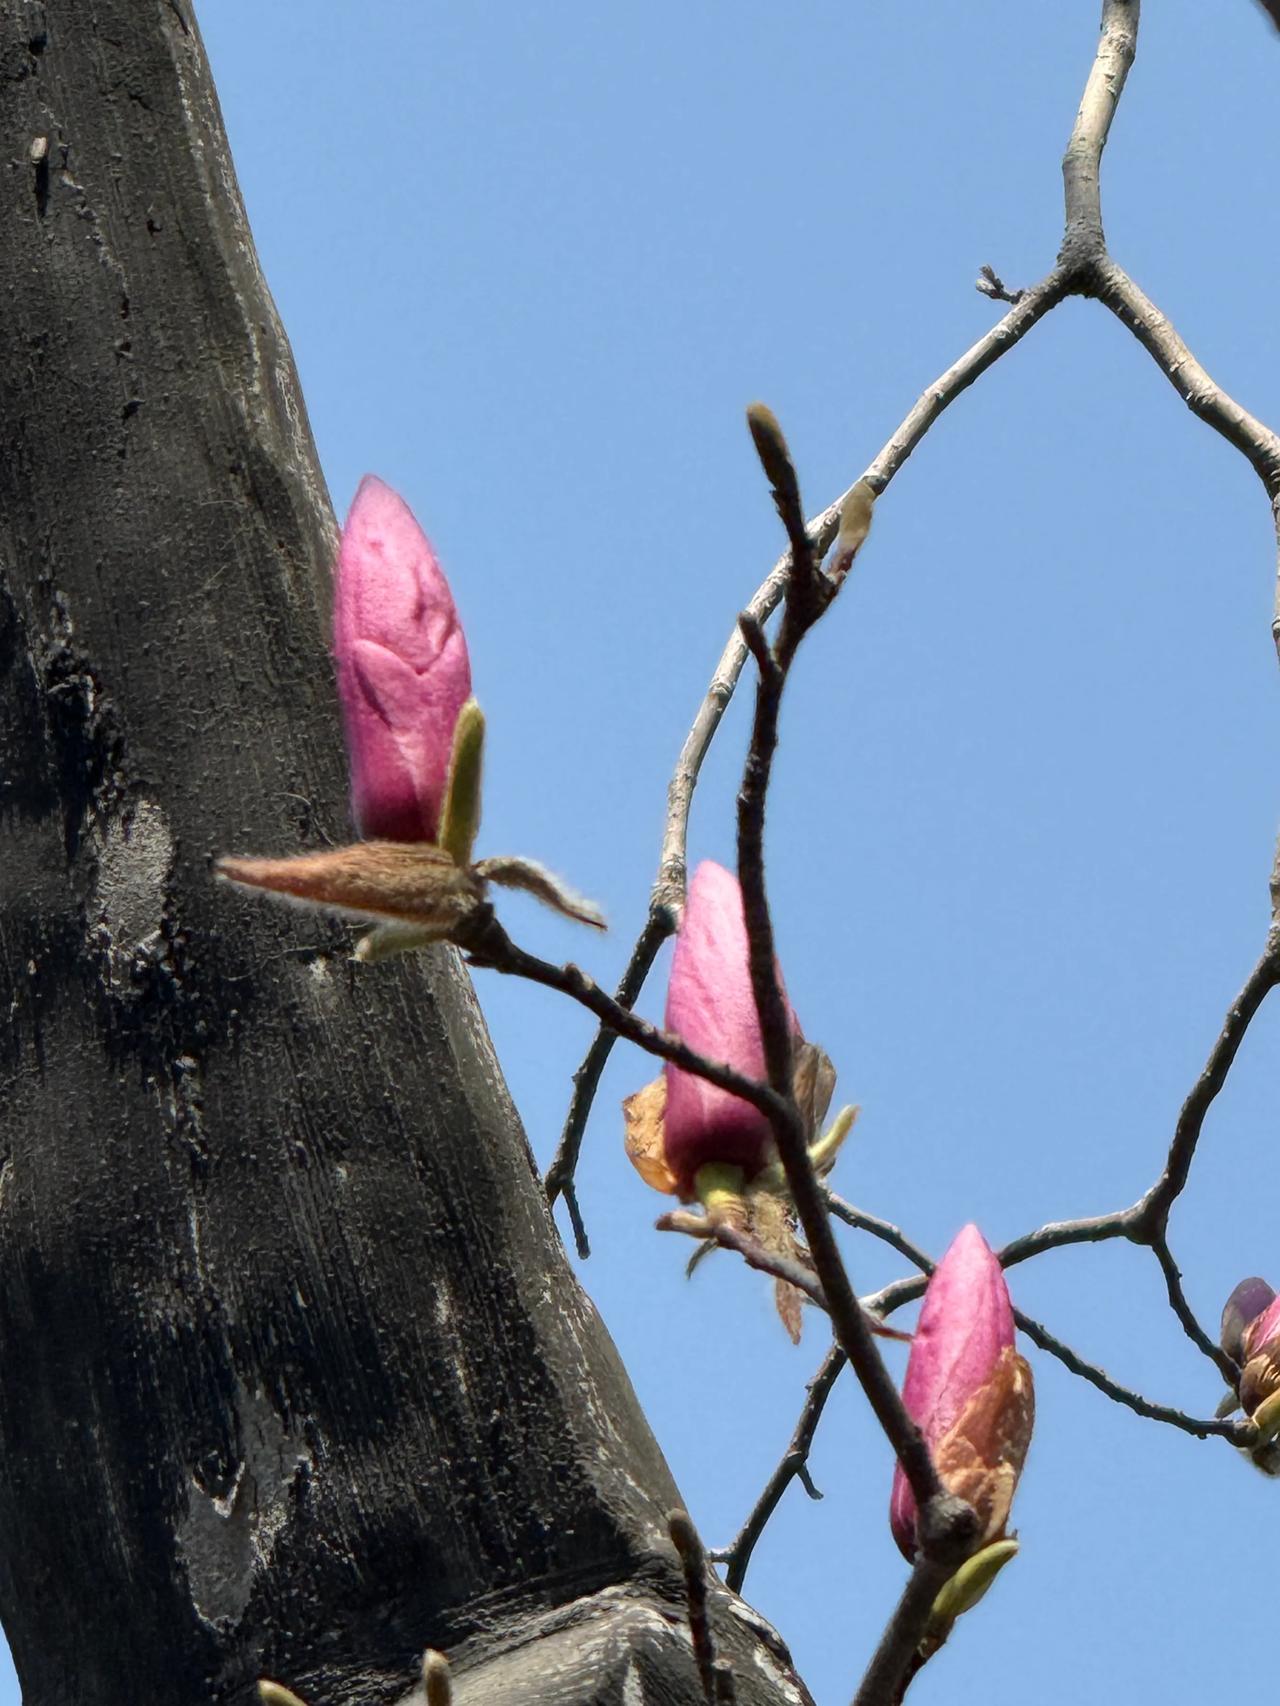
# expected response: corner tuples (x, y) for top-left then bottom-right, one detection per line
(693, 1162), (747, 1223)
(808, 1105), (857, 1173)
(928, 1538), (1019, 1631)
(438, 698), (486, 867)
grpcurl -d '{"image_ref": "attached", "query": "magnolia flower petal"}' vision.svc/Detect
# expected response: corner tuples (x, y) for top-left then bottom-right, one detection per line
(1243, 1290), (1280, 1361)
(1222, 1276), (1276, 1364)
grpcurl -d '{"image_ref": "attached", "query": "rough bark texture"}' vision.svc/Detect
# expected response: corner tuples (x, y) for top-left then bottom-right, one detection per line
(0, 7), (813, 1705)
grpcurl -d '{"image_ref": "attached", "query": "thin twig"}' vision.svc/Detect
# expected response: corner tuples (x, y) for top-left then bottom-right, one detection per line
(1092, 261), (1280, 490)
(560, 1179), (591, 1262)
(1091, 259), (1280, 653)
(544, 907), (670, 1238)
(1133, 932), (1280, 1232)
(1148, 1234), (1238, 1386)
(850, 1556), (953, 1706)
(718, 1343), (846, 1593)
(746, 403), (820, 600)
(997, 1209), (1132, 1269)
(1011, 1307), (1249, 1443)
(546, 275), (1067, 1216)
(837, 1214), (1243, 1440)
(733, 420), (947, 1537)
(468, 921), (792, 1125)
(661, 1216), (825, 1313)
(662, 1215), (910, 1342)
(825, 1196), (935, 1272)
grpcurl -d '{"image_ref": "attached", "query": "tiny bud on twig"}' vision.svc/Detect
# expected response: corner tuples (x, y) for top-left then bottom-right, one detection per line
(974, 262), (1026, 305)
(668, 1509), (719, 1705)
(258, 1683), (310, 1706)
(745, 402), (818, 593)
(826, 481), (876, 583)
(421, 1649), (452, 1706)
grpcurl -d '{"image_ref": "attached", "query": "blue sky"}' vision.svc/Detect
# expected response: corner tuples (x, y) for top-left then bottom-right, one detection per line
(13, 5), (1280, 1703)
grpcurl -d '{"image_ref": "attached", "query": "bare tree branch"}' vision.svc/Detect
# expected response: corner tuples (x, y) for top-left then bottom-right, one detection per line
(543, 908), (670, 1256)
(1147, 1235), (1238, 1386)
(465, 917), (794, 1125)
(546, 276), (1067, 1223)
(732, 422), (956, 1554)
(1059, 0), (1138, 263)
(1011, 1307), (1249, 1443)
(1133, 931), (1280, 1232)
(997, 1210), (1132, 1268)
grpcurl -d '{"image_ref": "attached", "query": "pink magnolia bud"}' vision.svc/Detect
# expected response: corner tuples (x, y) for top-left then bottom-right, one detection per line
(661, 860), (797, 1196)
(890, 1224), (1034, 1560)
(1221, 1277), (1276, 1366)
(1223, 1279), (1280, 1417)
(333, 475), (471, 842)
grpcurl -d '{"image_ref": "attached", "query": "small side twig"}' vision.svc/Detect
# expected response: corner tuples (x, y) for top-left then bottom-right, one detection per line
(825, 1195), (935, 1272)
(421, 1651), (452, 1706)
(718, 1342), (846, 1593)
(1011, 1307), (1249, 1444)
(974, 263), (1025, 305)
(660, 1214), (910, 1341)
(661, 1215), (824, 1313)
(1148, 1234), (1238, 1386)
(467, 920), (793, 1126)
(856, 1252), (1250, 1445)
(544, 906), (672, 1237)
(1133, 931), (1280, 1232)
(669, 1509), (721, 1705)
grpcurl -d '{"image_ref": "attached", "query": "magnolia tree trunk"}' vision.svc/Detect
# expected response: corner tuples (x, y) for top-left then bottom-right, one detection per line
(0, 7), (811, 1704)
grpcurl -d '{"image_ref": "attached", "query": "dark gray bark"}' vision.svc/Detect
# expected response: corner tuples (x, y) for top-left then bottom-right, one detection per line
(0, 6), (813, 1705)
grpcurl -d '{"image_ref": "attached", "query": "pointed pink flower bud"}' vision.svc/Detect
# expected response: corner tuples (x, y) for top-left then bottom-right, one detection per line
(661, 860), (797, 1196)
(333, 475), (471, 842)
(890, 1224), (1034, 1560)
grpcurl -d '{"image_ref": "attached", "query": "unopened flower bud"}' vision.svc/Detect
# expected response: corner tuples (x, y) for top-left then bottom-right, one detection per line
(890, 1224), (1034, 1563)
(334, 475), (471, 842)
(1222, 1276), (1277, 1366)
(660, 861), (797, 1198)
(1223, 1279), (1280, 1421)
